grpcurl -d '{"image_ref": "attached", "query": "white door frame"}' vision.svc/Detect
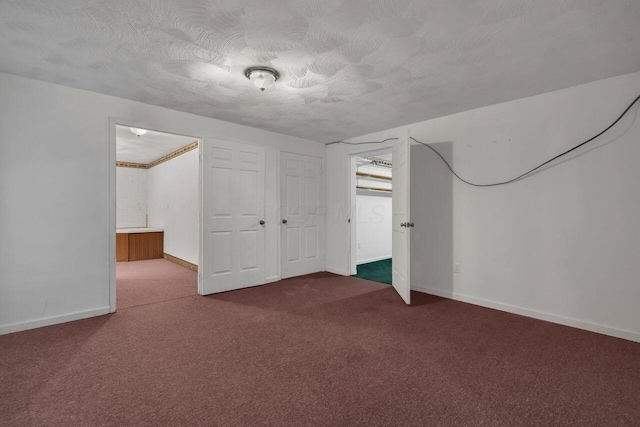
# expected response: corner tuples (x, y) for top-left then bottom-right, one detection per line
(108, 118), (202, 313)
(348, 146), (394, 277)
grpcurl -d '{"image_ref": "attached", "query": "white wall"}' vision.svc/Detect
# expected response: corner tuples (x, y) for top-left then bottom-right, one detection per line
(147, 148), (199, 265)
(356, 192), (392, 264)
(116, 167), (147, 228)
(0, 72), (325, 335)
(327, 71), (640, 342)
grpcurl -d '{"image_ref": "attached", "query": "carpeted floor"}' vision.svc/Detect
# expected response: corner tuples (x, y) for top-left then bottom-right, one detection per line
(353, 258), (392, 285)
(116, 258), (198, 309)
(1, 264), (640, 426)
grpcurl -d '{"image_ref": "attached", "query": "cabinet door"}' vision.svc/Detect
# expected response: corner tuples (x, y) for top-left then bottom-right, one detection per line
(116, 234), (129, 262)
(129, 232), (164, 261)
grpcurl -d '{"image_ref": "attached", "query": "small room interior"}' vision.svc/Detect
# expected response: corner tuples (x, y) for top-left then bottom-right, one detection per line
(115, 125), (200, 308)
(351, 150), (393, 285)
(2, 2), (640, 425)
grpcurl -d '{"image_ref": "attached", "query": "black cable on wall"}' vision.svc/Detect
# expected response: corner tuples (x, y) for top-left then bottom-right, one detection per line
(326, 94), (640, 187)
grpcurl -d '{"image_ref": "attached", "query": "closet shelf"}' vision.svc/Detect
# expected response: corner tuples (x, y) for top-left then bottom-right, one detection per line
(356, 185), (392, 193)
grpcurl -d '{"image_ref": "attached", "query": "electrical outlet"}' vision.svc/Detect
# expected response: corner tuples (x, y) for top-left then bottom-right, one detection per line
(454, 263), (460, 273)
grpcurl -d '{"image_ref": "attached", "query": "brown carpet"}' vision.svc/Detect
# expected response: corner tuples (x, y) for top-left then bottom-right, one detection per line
(116, 258), (198, 309)
(1, 267), (639, 426)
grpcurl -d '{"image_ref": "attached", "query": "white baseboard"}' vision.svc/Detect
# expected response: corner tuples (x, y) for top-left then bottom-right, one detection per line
(265, 276), (280, 284)
(412, 285), (640, 343)
(0, 306), (111, 336)
(326, 267), (350, 276)
(357, 255), (392, 265)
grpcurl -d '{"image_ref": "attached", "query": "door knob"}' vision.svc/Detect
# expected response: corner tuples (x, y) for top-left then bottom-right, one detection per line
(259, 220), (265, 225)
(400, 222), (406, 227)
(282, 219), (288, 224)
(408, 222), (415, 228)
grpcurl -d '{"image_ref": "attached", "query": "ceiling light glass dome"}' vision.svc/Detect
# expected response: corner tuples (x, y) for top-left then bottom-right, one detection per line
(130, 127), (148, 136)
(244, 66), (280, 91)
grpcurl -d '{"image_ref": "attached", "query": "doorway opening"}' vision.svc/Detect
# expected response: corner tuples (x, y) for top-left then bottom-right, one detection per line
(113, 124), (201, 310)
(350, 148), (393, 285)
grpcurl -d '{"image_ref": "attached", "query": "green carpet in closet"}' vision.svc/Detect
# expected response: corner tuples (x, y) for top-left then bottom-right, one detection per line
(352, 258), (392, 285)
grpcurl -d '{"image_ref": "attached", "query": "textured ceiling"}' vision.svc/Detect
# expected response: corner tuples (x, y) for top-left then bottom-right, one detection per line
(1, 1), (640, 143)
(116, 125), (196, 164)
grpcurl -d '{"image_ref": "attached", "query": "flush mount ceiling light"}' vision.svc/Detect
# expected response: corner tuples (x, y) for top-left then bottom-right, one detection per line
(130, 127), (148, 136)
(244, 66), (280, 91)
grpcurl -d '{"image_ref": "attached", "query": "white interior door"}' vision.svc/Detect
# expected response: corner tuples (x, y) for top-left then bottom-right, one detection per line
(349, 156), (358, 275)
(392, 131), (411, 304)
(201, 138), (265, 294)
(280, 152), (324, 279)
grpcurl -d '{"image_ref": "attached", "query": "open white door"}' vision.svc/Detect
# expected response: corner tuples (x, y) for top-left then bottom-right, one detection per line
(280, 152), (324, 279)
(392, 130), (411, 304)
(201, 138), (266, 294)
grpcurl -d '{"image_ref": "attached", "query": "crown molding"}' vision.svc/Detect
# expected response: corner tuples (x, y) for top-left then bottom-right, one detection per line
(116, 161), (147, 169)
(117, 141), (198, 169)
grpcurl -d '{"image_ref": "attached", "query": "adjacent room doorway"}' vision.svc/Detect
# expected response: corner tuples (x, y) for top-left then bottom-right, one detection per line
(350, 149), (393, 285)
(112, 124), (201, 310)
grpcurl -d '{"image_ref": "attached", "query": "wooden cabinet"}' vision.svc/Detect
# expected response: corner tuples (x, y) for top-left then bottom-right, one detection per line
(116, 233), (129, 262)
(116, 231), (164, 262)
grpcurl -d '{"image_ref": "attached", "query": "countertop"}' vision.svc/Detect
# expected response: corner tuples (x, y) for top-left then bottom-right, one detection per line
(116, 227), (164, 234)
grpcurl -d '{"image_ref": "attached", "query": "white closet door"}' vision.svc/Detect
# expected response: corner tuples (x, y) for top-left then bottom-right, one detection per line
(392, 131), (411, 304)
(280, 152), (324, 279)
(201, 138), (265, 294)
